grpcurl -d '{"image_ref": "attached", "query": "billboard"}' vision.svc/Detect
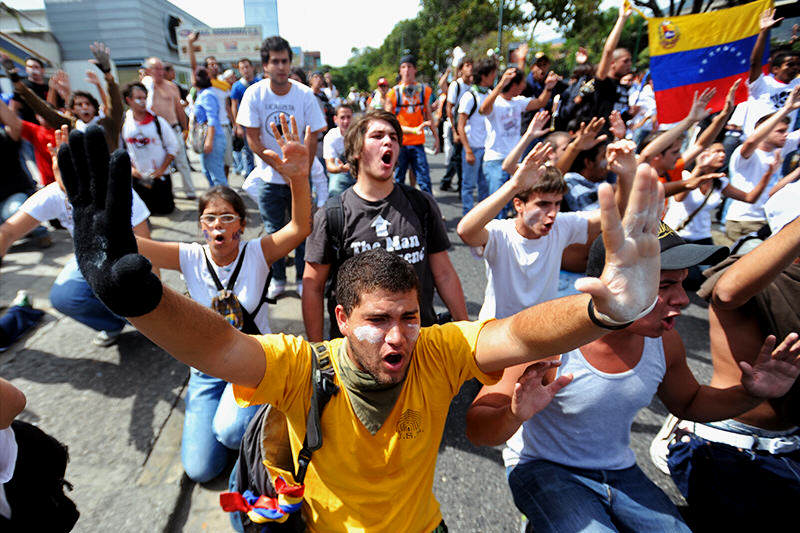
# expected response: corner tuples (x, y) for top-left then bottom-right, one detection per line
(177, 26), (262, 63)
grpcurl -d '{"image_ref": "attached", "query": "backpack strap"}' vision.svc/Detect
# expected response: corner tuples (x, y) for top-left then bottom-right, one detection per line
(152, 114), (165, 147)
(393, 84), (403, 115)
(203, 243), (248, 291)
(324, 193), (346, 266)
(467, 90), (478, 120)
(294, 342), (339, 483)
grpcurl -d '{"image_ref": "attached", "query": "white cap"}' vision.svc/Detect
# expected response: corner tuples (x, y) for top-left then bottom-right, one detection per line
(765, 181), (800, 235)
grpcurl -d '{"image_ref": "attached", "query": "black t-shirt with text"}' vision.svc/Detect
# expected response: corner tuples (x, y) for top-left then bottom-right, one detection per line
(305, 185), (451, 326)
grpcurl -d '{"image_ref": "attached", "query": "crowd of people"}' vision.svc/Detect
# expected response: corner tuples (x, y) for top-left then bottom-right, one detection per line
(1, 4), (800, 532)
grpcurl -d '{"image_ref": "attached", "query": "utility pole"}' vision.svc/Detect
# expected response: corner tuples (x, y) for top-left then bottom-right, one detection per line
(497, 0), (504, 60)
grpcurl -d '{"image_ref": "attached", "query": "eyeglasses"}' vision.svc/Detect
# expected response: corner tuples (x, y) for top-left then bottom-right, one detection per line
(200, 214), (240, 224)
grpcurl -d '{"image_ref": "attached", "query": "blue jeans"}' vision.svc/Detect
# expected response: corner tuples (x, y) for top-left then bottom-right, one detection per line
(0, 305), (44, 351)
(461, 148), (488, 215)
(0, 192), (48, 240)
(181, 369), (259, 483)
(233, 137), (255, 176)
(200, 127), (228, 187)
(328, 171), (355, 197)
(668, 421), (800, 530)
(258, 182), (305, 283)
(50, 257), (126, 332)
(508, 460), (690, 533)
(394, 144), (431, 193)
(483, 158), (512, 219)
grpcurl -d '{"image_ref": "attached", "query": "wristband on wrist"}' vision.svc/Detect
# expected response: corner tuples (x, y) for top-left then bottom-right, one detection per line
(587, 297), (658, 330)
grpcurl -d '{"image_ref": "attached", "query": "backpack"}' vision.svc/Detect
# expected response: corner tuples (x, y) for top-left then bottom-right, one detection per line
(220, 342), (339, 532)
(322, 183), (431, 338)
(392, 83), (429, 116)
(202, 241), (275, 335)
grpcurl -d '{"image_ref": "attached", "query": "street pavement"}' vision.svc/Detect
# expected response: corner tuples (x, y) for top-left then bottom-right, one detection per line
(0, 148), (715, 532)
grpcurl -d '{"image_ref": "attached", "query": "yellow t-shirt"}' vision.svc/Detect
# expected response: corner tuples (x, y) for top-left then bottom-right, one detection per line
(233, 320), (497, 533)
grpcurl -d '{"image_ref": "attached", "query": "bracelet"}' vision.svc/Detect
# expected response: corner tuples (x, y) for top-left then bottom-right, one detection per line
(587, 296), (658, 330)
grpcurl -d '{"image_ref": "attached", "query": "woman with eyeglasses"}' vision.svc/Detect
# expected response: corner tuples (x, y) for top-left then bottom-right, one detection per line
(135, 114), (312, 482)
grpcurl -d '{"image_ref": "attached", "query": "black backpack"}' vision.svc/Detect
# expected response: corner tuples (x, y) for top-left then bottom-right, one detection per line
(220, 342), (339, 532)
(322, 183), (431, 338)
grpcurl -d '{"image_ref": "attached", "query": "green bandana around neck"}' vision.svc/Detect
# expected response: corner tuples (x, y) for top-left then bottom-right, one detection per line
(335, 342), (405, 435)
(472, 85), (489, 94)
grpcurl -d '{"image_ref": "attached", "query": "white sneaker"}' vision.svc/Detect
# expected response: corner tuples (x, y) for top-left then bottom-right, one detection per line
(93, 329), (122, 347)
(296, 281), (303, 298)
(649, 414), (680, 475)
(267, 279), (286, 300)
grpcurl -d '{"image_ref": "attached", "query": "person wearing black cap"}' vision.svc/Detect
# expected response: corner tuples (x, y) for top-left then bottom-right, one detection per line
(466, 222), (800, 533)
(384, 55), (436, 193)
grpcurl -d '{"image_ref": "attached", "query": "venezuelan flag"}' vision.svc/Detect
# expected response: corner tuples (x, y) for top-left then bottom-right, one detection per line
(648, 0), (771, 124)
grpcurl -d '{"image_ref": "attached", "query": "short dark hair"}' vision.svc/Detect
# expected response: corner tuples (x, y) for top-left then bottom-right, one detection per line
(335, 103), (353, 115)
(570, 141), (609, 173)
(69, 90), (100, 112)
(198, 186), (248, 226)
(755, 112), (791, 128)
(261, 36), (292, 65)
(458, 56), (474, 71)
(26, 57), (44, 69)
(474, 58), (497, 82)
(771, 49), (800, 68)
(515, 165), (568, 202)
(122, 82), (147, 101)
(290, 66), (307, 85)
(237, 58), (252, 67)
(336, 249), (420, 315)
(194, 67), (212, 89)
(533, 54), (551, 67)
(344, 110), (403, 178)
(502, 69), (524, 94)
(204, 56), (217, 67)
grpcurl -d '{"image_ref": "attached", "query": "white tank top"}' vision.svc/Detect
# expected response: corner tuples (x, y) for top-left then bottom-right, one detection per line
(504, 336), (666, 470)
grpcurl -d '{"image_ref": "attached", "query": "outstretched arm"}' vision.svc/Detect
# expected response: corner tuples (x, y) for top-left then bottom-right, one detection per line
(475, 160), (664, 373)
(740, 86), (800, 159)
(749, 8), (781, 83)
(57, 125), (266, 388)
(682, 80), (741, 165)
(639, 88), (715, 163)
(480, 68), (517, 116)
(555, 117), (607, 174)
(596, 5), (632, 80)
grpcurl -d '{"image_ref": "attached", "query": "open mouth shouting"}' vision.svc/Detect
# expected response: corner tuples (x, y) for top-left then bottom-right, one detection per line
(661, 313), (679, 331)
(380, 148), (394, 169)
(382, 351), (405, 372)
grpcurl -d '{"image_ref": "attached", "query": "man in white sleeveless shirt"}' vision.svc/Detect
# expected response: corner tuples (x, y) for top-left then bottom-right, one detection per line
(466, 223), (800, 533)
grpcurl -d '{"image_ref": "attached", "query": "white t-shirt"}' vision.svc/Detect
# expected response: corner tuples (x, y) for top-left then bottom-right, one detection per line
(663, 174), (730, 241)
(122, 111), (179, 176)
(0, 427), (16, 519)
(209, 86), (231, 126)
(476, 213), (589, 320)
(21, 182), (150, 236)
(178, 239), (271, 334)
(236, 78), (327, 185)
(727, 130), (800, 222)
(483, 95), (530, 161)
(745, 74), (800, 135)
(323, 126), (345, 161)
(457, 89), (488, 150)
(446, 78), (470, 123)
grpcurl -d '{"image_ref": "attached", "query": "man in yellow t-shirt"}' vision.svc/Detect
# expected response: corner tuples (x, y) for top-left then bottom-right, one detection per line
(385, 55), (436, 193)
(59, 112), (665, 532)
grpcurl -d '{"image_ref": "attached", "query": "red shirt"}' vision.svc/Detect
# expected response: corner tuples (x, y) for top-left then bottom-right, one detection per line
(20, 120), (56, 186)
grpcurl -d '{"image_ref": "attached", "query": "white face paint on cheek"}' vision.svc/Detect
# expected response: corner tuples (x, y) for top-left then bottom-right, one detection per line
(406, 323), (420, 343)
(353, 325), (386, 344)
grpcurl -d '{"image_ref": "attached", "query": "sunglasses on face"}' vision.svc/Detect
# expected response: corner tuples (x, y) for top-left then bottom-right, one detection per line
(200, 214), (240, 224)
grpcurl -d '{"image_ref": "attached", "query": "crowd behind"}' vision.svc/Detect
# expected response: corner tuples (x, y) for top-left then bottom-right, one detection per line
(1, 4), (800, 532)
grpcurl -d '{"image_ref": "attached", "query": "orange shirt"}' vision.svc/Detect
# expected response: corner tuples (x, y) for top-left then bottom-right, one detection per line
(658, 158), (685, 218)
(386, 83), (431, 146)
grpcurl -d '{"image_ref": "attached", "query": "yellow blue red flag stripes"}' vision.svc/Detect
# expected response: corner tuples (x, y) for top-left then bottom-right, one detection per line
(648, 0), (771, 123)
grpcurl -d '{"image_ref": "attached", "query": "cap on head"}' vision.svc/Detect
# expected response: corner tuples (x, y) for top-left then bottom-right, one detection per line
(585, 222), (729, 277)
(399, 55), (416, 69)
(377, 77), (388, 87)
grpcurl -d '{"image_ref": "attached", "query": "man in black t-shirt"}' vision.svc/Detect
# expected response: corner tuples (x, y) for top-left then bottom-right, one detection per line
(593, 6), (636, 122)
(10, 58), (52, 123)
(302, 110), (469, 340)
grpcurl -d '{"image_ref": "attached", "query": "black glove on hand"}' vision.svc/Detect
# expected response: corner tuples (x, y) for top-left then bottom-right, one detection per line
(58, 125), (162, 317)
(0, 55), (20, 83)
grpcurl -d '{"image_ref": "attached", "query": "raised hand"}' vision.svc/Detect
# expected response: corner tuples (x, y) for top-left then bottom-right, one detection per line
(574, 117), (608, 150)
(526, 109), (550, 138)
(575, 47), (588, 65)
(783, 85), (800, 112)
(687, 88), (716, 123)
(0, 54), (19, 82)
(85, 69), (102, 87)
(499, 68), (518, 88)
(58, 126), (162, 317)
(89, 42), (112, 74)
(741, 333), (800, 398)
(759, 8), (783, 32)
(685, 171), (724, 191)
(263, 113), (312, 184)
(46, 125), (70, 189)
(50, 70), (71, 99)
(510, 142), (552, 191)
(608, 110), (626, 139)
(721, 79), (741, 116)
(544, 71), (561, 90)
(606, 139), (637, 177)
(575, 163), (664, 323)
(510, 361), (573, 422)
